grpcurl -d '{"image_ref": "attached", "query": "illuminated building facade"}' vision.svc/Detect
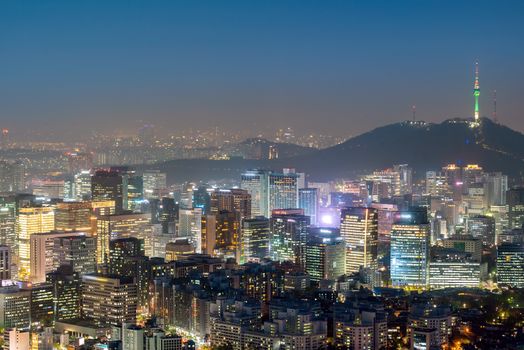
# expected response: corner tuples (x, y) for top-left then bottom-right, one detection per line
(241, 169), (269, 218)
(0, 286), (30, 329)
(240, 216), (270, 264)
(54, 202), (92, 232)
(268, 172), (299, 213)
(305, 228), (345, 282)
(497, 243), (524, 288)
(269, 209), (310, 269)
(390, 208), (430, 288)
(143, 170), (167, 200)
(91, 169), (128, 214)
(210, 188), (251, 219)
(429, 248), (480, 289)
(16, 206), (55, 280)
(299, 188), (319, 226)
(73, 170), (92, 201)
(95, 213), (151, 264)
(507, 187), (524, 229)
(81, 274), (138, 326)
(30, 231), (90, 283)
(340, 207), (378, 274)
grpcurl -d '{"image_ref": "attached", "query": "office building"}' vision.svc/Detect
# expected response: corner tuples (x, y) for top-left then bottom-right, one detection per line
(0, 286), (30, 329)
(305, 228), (346, 282)
(210, 188), (251, 219)
(390, 208), (430, 288)
(91, 169), (129, 214)
(241, 170), (269, 217)
(30, 231), (90, 284)
(270, 209), (310, 269)
(17, 206), (55, 281)
(74, 170), (92, 201)
(54, 201), (92, 232)
(268, 172), (299, 213)
(46, 265), (81, 322)
(429, 247), (480, 289)
(299, 188), (319, 226)
(508, 187), (524, 229)
(143, 170), (167, 200)
(240, 217), (270, 263)
(82, 274), (138, 326)
(340, 207), (378, 274)
(497, 243), (524, 288)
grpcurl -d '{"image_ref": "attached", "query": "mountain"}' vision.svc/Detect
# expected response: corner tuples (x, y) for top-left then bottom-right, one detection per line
(223, 138), (316, 159)
(153, 118), (524, 183)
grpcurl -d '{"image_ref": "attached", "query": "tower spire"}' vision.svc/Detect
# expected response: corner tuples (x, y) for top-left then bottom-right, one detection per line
(474, 61), (480, 121)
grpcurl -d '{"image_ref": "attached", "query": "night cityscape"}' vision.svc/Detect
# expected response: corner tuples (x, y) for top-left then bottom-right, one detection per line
(1, 1), (524, 349)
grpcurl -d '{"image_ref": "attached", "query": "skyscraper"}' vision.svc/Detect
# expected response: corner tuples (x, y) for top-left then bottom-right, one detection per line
(497, 243), (524, 288)
(241, 169), (269, 217)
(507, 187), (524, 229)
(390, 208), (430, 288)
(270, 209), (310, 269)
(240, 217), (270, 263)
(268, 172), (299, 213)
(142, 170), (167, 200)
(305, 228), (346, 282)
(340, 207), (378, 274)
(54, 202), (92, 232)
(16, 206), (55, 280)
(91, 169), (128, 214)
(81, 274), (138, 326)
(299, 188), (319, 226)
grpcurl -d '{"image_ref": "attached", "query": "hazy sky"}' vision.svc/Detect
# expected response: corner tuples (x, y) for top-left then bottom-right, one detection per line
(1, 0), (524, 139)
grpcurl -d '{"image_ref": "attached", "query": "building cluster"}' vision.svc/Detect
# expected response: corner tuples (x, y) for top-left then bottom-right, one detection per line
(0, 159), (522, 350)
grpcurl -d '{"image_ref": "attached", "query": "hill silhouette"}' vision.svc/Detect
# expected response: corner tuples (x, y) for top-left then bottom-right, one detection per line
(152, 118), (524, 183)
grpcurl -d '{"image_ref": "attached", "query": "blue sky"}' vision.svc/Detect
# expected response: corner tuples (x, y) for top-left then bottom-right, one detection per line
(1, 0), (523, 138)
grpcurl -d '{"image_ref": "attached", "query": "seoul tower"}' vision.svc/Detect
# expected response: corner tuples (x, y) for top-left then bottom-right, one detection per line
(473, 61), (480, 121)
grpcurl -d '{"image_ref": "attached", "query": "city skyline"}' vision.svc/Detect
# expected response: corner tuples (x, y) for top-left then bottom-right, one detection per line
(1, 1), (524, 138)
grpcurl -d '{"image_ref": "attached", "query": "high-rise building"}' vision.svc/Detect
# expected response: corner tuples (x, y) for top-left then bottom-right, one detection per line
(215, 210), (241, 260)
(507, 187), (524, 229)
(81, 274), (138, 326)
(0, 246), (10, 280)
(390, 208), (430, 288)
(91, 169), (129, 214)
(0, 160), (25, 193)
(201, 214), (216, 256)
(0, 195), (16, 249)
(299, 188), (319, 226)
(108, 238), (149, 308)
(268, 172), (299, 213)
(96, 213), (152, 265)
(73, 170), (92, 201)
(30, 231), (91, 283)
(467, 215), (496, 245)
(53, 234), (97, 276)
(0, 286), (30, 329)
(484, 172), (508, 207)
(270, 209), (310, 269)
(497, 243), (524, 288)
(425, 171), (447, 197)
(305, 228), (345, 282)
(210, 189), (251, 219)
(240, 217), (270, 264)
(241, 170), (269, 217)
(16, 206), (55, 281)
(340, 207), (378, 274)
(46, 265), (81, 322)
(429, 247), (480, 289)
(441, 236), (482, 262)
(142, 170), (167, 200)
(178, 208), (203, 253)
(394, 164), (413, 195)
(54, 201), (92, 232)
